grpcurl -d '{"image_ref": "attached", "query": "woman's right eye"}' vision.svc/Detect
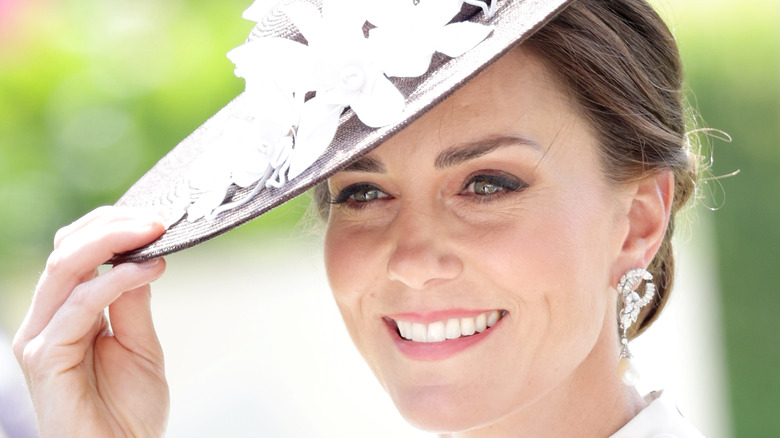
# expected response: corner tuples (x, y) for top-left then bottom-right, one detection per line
(330, 183), (389, 209)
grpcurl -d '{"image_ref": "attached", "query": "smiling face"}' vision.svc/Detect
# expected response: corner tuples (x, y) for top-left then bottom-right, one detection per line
(323, 48), (636, 434)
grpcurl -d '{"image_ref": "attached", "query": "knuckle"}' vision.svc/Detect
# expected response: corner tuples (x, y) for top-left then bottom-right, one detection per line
(19, 336), (45, 370)
(66, 283), (91, 310)
(43, 247), (90, 284)
(44, 248), (65, 276)
(65, 281), (106, 318)
(52, 228), (66, 249)
(11, 331), (27, 364)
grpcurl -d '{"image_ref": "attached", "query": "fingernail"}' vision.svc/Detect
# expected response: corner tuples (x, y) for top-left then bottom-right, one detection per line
(142, 215), (166, 232)
(137, 258), (161, 268)
(143, 207), (179, 230)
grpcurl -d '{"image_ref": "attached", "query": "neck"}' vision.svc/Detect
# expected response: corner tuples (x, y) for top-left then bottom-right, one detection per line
(440, 315), (647, 438)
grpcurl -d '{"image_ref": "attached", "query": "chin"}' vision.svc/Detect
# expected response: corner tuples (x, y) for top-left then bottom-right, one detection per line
(388, 385), (494, 434)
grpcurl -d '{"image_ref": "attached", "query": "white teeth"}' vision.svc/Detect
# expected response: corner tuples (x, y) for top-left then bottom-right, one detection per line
(487, 310), (500, 327)
(475, 312), (487, 333)
(411, 323), (427, 342)
(398, 320), (412, 340)
(460, 317), (476, 336)
(445, 318), (461, 340)
(396, 310), (504, 343)
(427, 321), (446, 342)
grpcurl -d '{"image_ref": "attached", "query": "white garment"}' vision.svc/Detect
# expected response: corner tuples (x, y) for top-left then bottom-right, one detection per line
(610, 392), (706, 438)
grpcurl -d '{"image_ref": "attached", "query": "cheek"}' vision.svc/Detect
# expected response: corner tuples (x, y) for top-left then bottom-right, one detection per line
(537, 199), (615, 341)
(324, 221), (378, 298)
(323, 220), (384, 347)
(479, 194), (614, 357)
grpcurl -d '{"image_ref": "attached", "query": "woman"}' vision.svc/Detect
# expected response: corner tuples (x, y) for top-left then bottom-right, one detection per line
(13, 0), (706, 436)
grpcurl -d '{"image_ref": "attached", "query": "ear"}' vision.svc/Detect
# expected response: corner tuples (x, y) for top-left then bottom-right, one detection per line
(612, 170), (675, 285)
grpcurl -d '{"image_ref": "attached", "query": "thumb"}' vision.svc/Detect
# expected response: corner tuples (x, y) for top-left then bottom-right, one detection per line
(107, 262), (166, 367)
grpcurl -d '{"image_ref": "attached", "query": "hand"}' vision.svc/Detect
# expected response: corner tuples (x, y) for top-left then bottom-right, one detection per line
(13, 207), (170, 438)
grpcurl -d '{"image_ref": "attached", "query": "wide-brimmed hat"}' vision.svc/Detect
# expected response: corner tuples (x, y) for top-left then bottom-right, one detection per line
(112, 0), (573, 263)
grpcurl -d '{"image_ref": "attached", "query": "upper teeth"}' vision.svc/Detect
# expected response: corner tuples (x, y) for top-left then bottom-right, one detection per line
(395, 310), (502, 343)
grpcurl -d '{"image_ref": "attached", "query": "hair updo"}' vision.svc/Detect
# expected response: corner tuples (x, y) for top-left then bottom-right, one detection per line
(523, 0), (696, 338)
(313, 0), (697, 338)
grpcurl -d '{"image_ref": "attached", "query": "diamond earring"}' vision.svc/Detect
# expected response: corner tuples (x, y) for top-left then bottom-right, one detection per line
(616, 268), (655, 386)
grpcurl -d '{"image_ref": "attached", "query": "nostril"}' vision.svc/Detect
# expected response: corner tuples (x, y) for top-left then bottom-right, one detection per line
(387, 248), (463, 290)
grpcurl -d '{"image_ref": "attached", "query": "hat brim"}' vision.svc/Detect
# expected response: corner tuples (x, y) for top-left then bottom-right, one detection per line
(111, 0), (573, 264)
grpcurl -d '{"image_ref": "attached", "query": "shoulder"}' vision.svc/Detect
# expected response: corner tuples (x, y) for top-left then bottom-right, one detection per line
(610, 391), (706, 438)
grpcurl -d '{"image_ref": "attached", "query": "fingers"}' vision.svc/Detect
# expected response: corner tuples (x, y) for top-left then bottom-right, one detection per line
(14, 207), (166, 360)
(53, 206), (164, 249)
(107, 266), (166, 366)
(47, 259), (166, 343)
(25, 210), (164, 341)
(52, 208), (165, 274)
(17, 258), (166, 374)
(12, 206), (171, 438)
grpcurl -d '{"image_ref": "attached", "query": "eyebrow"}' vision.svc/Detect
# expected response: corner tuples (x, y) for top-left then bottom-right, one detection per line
(340, 135), (540, 174)
(342, 155), (386, 173)
(434, 135), (541, 169)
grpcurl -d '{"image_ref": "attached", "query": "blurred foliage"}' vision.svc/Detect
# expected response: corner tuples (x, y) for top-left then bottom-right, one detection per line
(665, 1), (780, 436)
(652, 0), (780, 435)
(0, 0), (310, 280)
(1, 0), (778, 436)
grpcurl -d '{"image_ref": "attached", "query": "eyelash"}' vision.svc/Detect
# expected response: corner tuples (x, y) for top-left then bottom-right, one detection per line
(329, 183), (390, 210)
(460, 173), (527, 202)
(330, 173), (528, 210)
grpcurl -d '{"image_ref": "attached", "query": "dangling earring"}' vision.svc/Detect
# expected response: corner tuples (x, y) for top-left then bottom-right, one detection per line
(616, 268), (655, 386)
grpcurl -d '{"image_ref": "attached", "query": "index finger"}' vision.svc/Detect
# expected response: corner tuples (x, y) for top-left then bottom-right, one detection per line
(53, 206), (165, 249)
(16, 212), (166, 347)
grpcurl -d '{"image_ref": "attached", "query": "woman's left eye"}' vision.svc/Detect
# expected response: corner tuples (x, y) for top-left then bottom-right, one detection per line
(462, 173), (526, 198)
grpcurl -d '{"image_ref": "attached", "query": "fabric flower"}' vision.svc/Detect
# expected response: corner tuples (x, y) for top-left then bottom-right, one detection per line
(185, 82), (297, 221)
(193, 0), (496, 221)
(366, 0), (494, 78)
(263, 0), (406, 179)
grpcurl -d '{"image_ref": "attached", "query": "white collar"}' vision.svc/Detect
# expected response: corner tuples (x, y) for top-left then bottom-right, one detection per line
(609, 391), (706, 438)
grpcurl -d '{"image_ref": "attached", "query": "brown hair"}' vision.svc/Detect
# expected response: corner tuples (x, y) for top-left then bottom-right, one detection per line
(313, 0), (697, 338)
(523, 0), (696, 338)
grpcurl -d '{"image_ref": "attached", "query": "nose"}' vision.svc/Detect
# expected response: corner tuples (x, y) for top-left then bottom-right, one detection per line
(386, 208), (463, 290)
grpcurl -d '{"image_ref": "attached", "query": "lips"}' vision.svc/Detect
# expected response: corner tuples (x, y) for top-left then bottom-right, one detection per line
(388, 310), (506, 343)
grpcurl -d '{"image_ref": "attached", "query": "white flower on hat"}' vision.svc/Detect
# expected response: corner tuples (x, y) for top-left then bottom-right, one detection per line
(271, 0), (407, 179)
(186, 0), (495, 222)
(185, 112), (294, 222)
(226, 0), (410, 181)
(366, 0), (494, 78)
(290, 0), (405, 127)
(185, 73), (298, 221)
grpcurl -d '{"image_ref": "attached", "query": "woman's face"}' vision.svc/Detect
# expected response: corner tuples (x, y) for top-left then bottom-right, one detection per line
(324, 48), (631, 433)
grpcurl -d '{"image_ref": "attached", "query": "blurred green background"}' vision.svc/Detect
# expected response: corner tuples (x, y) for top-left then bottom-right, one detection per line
(0, 0), (778, 436)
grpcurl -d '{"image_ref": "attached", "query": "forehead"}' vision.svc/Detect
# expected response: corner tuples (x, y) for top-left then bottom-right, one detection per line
(366, 47), (577, 161)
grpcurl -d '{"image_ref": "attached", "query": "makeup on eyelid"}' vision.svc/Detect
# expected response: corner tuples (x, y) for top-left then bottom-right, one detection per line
(330, 172), (528, 210)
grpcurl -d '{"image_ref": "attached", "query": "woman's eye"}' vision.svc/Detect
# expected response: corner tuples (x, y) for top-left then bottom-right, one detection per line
(331, 183), (389, 208)
(472, 179), (503, 195)
(463, 174), (526, 198)
(352, 186), (384, 202)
